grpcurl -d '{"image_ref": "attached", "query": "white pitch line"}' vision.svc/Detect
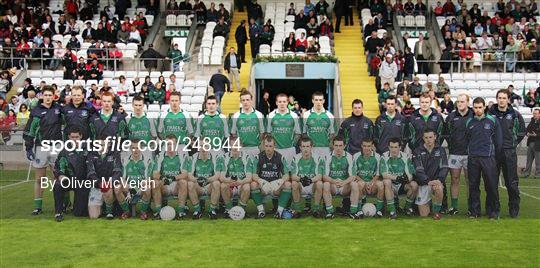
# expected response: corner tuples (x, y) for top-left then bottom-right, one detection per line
(0, 180), (31, 190)
(499, 184), (540, 201)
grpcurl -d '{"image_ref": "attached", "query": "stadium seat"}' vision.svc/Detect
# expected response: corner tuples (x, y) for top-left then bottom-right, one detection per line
(259, 44), (271, 55)
(415, 15), (426, 27)
(404, 15), (415, 27)
(285, 15), (295, 22)
(396, 15), (404, 26)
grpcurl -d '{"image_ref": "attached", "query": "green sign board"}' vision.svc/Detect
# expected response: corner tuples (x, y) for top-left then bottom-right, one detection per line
(164, 29), (189, 37)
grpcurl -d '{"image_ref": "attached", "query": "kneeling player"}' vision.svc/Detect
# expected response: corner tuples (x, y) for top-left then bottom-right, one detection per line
(115, 140), (153, 220)
(221, 138), (252, 217)
(185, 146), (225, 219)
(352, 138), (384, 218)
(321, 136), (358, 219)
(412, 129), (448, 220)
(86, 137), (123, 219)
(380, 138), (417, 219)
(290, 137), (323, 217)
(250, 135), (290, 219)
(150, 135), (188, 219)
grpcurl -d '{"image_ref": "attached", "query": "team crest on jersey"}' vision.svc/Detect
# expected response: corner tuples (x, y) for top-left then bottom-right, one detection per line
(431, 117), (438, 122)
(484, 123), (491, 130)
(363, 123), (369, 128)
(395, 120), (401, 126)
(434, 150), (441, 157)
(239, 119), (245, 125)
(54, 109), (60, 114)
(107, 156), (114, 162)
(81, 110), (88, 117)
(111, 116), (118, 122)
(506, 114), (513, 120)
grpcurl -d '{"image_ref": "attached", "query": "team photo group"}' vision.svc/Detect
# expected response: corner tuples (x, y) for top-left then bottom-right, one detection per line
(23, 84), (525, 222)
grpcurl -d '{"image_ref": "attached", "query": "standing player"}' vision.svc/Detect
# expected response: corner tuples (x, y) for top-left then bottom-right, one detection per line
(407, 93), (444, 151)
(339, 99), (374, 155)
(52, 127), (89, 221)
(89, 92), (128, 140)
(290, 137), (324, 218)
(157, 92), (194, 153)
(303, 92), (336, 157)
(86, 137), (123, 219)
(352, 138), (384, 217)
(195, 95), (229, 154)
(62, 85), (95, 140)
(443, 94), (473, 215)
(230, 90), (265, 158)
(24, 86), (63, 215)
(221, 137), (253, 217)
(115, 140), (153, 220)
(128, 96), (156, 143)
(380, 138), (417, 219)
(249, 135), (290, 219)
(150, 135), (188, 219)
(374, 96), (407, 155)
(466, 97), (503, 219)
(412, 129), (448, 220)
(267, 93), (301, 164)
(185, 145), (225, 219)
(321, 136), (358, 219)
(488, 89), (526, 218)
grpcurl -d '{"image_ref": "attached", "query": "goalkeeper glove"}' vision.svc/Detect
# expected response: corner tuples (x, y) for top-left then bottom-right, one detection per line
(300, 176), (312, 187)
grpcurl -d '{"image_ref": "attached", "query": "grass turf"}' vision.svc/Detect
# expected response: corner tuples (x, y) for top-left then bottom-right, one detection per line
(1, 170), (540, 267)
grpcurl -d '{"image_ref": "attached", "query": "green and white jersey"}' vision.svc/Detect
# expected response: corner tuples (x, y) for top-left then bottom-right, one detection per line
(149, 152), (186, 179)
(267, 109), (301, 149)
(302, 109), (336, 147)
(352, 151), (380, 182)
(122, 155), (152, 186)
(127, 113), (156, 142)
(320, 152), (354, 180)
(224, 153), (251, 180)
(157, 109), (194, 144)
(195, 112), (229, 142)
(290, 153), (322, 178)
(184, 153), (225, 184)
(230, 107), (265, 147)
(379, 151), (414, 184)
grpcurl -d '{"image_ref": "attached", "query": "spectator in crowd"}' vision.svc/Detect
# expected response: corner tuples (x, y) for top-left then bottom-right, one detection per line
(143, 76), (156, 93)
(128, 25), (142, 44)
(209, 69), (231, 107)
(24, 89), (39, 111)
(284, 32), (297, 52)
(319, 19), (334, 39)
(21, 78), (35, 99)
(414, 34), (432, 75)
(524, 88), (538, 108)
(306, 38), (320, 55)
(306, 17), (319, 37)
(218, 3), (231, 23)
(435, 76), (450, 97)
(296, 32), (308, 52)
(235, 20), (248, 63)
(258, 90), (272, 116)
(439, 93), (454, 114)
(460, 42), (474, 72)
(365, 31), (384, 73)
(165, 84), (178, 103)
(403, 46), (415, 80)
(117, 24), (130, 44)
(194, 0), (207, 23)
(434, 1), (444, 16)
(402, 100), (415, 117)
(149, 80), (166, 104)
(249, 18), (260, 58)
(259, 25), (274, 46)
(224, 47), (241, 91)
(505, 37), (521, 72)
(116, 75), (131, 96)
(140, 44), (165, 72)
(167, 43), (183, 72)
(16, 104), (30, 128)
(0, 97), (7, 114)
(207, 2), (219, 22)
(0, 72), (11, 100)
(167, 0), (179, 10)
(179, 0), (193, 10)
(86, 59), (103, 80)
(334, 0), (345, 33)
(213, 17), (230, 38)
(8, 96), (19, 114)
(370, 49), (384, 77)
(396, 77), (410, 97)
(378, 82), (394, 112)
(409, 76), (423, 97)
(82, 22), (96, 42)
(315, 0), (330, 15)
(74, 57), (87, 80)
(379, 54), (398, 89)
(523, 108), (540, 178)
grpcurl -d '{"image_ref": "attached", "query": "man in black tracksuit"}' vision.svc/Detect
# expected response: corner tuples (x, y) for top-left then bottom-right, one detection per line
(407, 94), (444, 151)
(488, 89), (526, 218)
(338, 99), (374, 155)
(235, 20), (248, 63)
(442, 94), (474, 215)
(89, 93), (128, 141)
(62, 86), (95, 140)
(374, 96), (407, 155)
(52, 127), (90, 221)
(466, 97), (503, 219)
(412, 129), (448, 219)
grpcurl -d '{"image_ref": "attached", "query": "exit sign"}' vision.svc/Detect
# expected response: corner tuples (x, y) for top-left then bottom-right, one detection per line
(164, 29), (189, 37)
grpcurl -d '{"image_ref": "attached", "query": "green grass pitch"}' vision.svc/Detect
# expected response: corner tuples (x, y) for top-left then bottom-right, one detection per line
(1, 170), (539, 267)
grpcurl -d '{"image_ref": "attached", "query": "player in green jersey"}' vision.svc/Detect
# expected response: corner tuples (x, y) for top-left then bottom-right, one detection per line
(157, 91), (193, 154)
(116, 140), (153, 220)
(185, 144), (226, 219)
(379, 137), (418, 220)
(195, 95), (229, 155)
(128, 96), (157, 160)
(230, 90), (265, 158)
(290, 137), (324, 218)
(267, 93), (301, 164)
(302, 91), (335, 157)
(321, 136), (358, 219)
(220, 137), (253, 217)
(352, 138), (384, 217)
(149, 135), (189, 219)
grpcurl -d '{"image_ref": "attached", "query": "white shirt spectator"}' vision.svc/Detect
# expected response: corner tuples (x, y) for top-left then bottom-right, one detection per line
(476, 36), (493, 50)
(379, 59), (398, 79)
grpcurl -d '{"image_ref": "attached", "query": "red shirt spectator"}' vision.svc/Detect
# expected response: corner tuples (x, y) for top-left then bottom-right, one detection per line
(66, 0), (78, 16)
(459, 47), (473, 60)
(442, 1), (455, 15)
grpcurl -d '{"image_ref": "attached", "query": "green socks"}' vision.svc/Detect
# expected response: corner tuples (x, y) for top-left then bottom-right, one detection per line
(251, 189), (263, 206)
(34, 198), (43, 209)
(312, 204), (320, 212)
(226, 201), (233, 210)
(404, 198), (414, 210)
(120, 201), (129, 213)
(140, 200), (150, 213)
(153, 205), (162, 214)
(387, 201), (396, 213)
(350, 205), (358, 214)
(291, 202), (301, 212)
(193, 204), (201, 213)
(239, 201), (247, 209)
(210, 204), (218, 212)
(376, 199), (384, 211)
(278, 189), (292, 209)
(326, 205), (334, 214)
(433, 203), (442, 213)
(105, 203), (113, 214)
(451, 198), (458, 209)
